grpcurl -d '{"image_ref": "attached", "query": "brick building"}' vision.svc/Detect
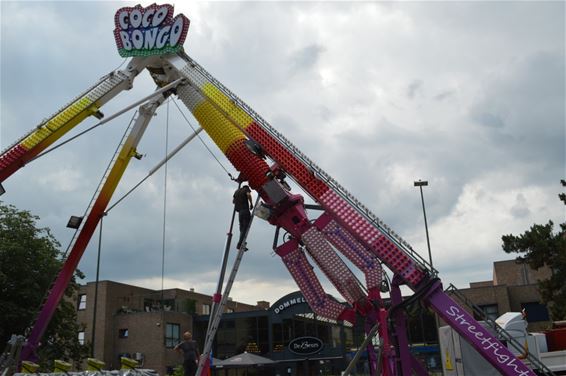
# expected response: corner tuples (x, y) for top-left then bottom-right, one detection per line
(75, 281), (260, 374)
(73, 283), (364, 375)
(73, 259), (552, 374)
(448, 259), (553, 331)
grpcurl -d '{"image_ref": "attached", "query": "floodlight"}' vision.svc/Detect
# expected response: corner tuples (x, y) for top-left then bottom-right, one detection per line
(67, 216), (84, 229)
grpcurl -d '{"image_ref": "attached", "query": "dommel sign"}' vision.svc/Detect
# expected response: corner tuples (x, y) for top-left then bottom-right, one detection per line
(114, 4), (189, 57)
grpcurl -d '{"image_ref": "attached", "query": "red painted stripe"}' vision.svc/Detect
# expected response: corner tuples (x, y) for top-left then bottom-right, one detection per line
(0, 144), (29, 180)
(224, 138), (270, 190)
(246, 122), (329, 199)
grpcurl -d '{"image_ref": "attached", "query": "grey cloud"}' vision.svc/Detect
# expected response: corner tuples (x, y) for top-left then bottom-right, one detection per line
(510, 193), (531, 219)
(468, 50), (564, 185)
(470, 109), (505, 129)
(434, 90), (454, 101)
(318, 105), (332, 123)
(325, 118), (465, 233)
(289, 44), (325, 75)
(407, 80), (423, 99)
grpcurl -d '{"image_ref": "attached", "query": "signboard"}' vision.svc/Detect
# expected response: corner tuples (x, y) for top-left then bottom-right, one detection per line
(114, 4), (189, 57)
(288, 337), (323, 355)
(272, 295), (307, 314)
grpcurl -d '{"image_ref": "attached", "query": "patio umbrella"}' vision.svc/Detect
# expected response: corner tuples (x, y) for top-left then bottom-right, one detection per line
(221, 351), (275, 366)
(217, 352), (276, 375)
(209, 357), (223, 367)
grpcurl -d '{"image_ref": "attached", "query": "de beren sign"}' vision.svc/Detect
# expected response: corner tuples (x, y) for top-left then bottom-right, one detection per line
(288, 337), (323, 355)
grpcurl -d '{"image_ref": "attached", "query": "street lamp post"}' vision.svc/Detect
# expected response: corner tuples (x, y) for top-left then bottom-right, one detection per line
(414, 180), (433, 268)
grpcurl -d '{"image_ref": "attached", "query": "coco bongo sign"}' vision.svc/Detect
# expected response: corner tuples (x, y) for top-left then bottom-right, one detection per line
(114, 3), (189, 57)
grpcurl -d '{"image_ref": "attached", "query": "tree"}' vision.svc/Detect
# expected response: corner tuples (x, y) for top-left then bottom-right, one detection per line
(501, 181), (566, 321)
(0, 202), (90, 370)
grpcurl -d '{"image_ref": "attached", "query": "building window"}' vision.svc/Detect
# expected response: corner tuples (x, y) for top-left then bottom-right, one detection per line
(475, 304), (499, 321)
(202, 304), (211, 315)
(78, 294), (87, 310)
(165, 323), (180, 348)
(78, 331), (85, 345)
(521, 302), (550, 322)
(272, 323), (283, 352)
(118, 329), (129, 338)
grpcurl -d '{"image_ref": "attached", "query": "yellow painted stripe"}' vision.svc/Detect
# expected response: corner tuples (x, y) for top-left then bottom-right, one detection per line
(46, 97), (92, 131)
(21, 99), (95, 149)
(200, 83), (254, 129)
(193, 100), (245, 153)
(191, 83), (256, 153)
(21, 130), (48, 149)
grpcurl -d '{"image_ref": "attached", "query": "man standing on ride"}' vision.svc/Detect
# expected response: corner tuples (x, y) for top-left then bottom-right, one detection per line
(233, 184), (253, 251)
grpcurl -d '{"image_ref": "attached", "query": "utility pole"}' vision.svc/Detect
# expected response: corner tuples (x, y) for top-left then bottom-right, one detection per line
(414, 180), (432, 268)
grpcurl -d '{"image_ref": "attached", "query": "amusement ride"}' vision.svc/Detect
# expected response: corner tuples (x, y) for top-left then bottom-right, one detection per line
(0, 4), (556, 376)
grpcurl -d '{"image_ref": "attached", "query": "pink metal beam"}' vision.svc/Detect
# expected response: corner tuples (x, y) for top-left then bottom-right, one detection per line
(276, 239), (356, 323)
(301, 226), (366, 305)
(314, 213), (393, 375)
(314, 212), (384, 299)
(318, 189), (425, 287)
(246, 123), (427, 287)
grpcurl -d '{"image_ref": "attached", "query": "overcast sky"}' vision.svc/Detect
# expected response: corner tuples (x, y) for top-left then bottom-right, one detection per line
(1, 1), (564, 307)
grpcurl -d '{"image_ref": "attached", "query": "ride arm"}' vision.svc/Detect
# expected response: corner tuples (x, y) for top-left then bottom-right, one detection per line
(314, 212), (385, 301)
(164, 52), (427, 287)
(0, 57), (150, 183)
(276, 239), (356, 323)
(164, 54), (366, 321)
(301, 225), (367, 307)
(20, 92), (168, 362)
(164, 52), (537, 376)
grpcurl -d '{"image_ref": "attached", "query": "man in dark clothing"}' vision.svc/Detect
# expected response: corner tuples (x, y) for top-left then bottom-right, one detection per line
(174, 331), (200, 376)
(233, 185), (253, 250)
